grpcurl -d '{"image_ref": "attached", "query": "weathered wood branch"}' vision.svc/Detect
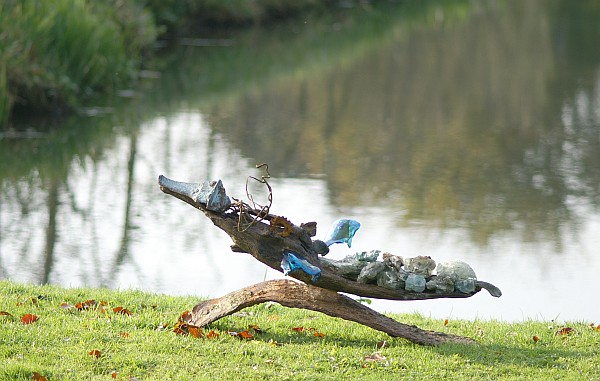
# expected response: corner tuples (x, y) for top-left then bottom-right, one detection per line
(186, 279), (476, 346)
(159, 175), (501, 301)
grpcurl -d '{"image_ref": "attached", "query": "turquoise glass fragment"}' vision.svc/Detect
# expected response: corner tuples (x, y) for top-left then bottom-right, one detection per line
(281, 251), (321, 282)
(194, 179), (231, 212)
(323, 219), (361, 247)
(158, 175), (231, 212)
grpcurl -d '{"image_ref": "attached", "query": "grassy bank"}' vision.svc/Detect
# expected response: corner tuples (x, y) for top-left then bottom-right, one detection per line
(0, 0), (339, 126)
(0, 0), (157, 124)
(1, 280), (599, 380)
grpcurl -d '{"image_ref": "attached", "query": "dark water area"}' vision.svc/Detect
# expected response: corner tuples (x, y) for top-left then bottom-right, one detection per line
(2, 0), (600, 321)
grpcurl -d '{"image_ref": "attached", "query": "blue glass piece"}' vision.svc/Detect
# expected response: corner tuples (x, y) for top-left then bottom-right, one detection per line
(158, 176), (231, 213)
(323, 219), (361, 247)
(194, 181), (212, 204)
(204, 179), (231, 212)
(158, 175), (199, 198)
(192, 180), (231, 212)
(281, 251), (321, 282)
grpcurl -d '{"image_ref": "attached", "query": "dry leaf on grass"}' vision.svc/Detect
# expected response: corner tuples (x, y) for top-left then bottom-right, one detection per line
(21, 314), (39, 325)
(88, 349), (102, 359)
(31, 372), (47, 381)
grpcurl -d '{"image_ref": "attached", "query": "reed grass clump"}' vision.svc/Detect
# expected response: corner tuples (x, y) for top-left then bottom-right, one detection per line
(0, 0), (156, 125)
(0, 0), (346, 126)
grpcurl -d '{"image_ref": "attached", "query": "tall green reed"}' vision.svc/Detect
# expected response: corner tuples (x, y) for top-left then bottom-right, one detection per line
(0, 0), (156, 126)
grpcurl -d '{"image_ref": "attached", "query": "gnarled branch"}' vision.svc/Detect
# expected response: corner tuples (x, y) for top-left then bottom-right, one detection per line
(186, 279), (476, 346)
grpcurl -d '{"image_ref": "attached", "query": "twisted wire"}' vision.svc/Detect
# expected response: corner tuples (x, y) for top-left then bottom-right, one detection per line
(235, 163), (273, 232)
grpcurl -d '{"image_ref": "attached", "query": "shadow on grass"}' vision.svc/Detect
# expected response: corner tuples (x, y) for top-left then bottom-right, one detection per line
(435, 342), (586, 369)
(202, 307), (594, 373)
(202, 309), (471, 349)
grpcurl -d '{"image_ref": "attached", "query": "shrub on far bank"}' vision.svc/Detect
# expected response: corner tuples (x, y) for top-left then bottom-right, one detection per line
(0, 0), (341, 126)
(144, 0), (338, 34)
(0, 0), (157, 123)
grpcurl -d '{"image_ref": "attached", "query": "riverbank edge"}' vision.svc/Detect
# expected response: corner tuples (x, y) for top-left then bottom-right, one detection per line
(0, 0), (341, 126)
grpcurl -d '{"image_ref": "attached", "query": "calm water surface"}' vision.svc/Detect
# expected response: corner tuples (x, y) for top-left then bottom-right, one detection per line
(2, 0), (600, 322)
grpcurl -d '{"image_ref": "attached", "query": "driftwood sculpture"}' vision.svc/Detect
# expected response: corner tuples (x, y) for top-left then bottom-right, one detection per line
(158, 169), (501, 346)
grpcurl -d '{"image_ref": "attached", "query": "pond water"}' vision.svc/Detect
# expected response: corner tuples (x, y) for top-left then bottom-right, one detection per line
(2, 0), (600, 322)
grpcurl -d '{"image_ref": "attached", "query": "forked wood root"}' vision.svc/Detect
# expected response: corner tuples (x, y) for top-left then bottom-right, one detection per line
(185, 279), (477, 346)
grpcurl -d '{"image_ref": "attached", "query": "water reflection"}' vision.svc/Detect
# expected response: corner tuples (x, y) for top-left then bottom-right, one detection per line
(208, 0), (600, 248)
(1, 0), (600, 321)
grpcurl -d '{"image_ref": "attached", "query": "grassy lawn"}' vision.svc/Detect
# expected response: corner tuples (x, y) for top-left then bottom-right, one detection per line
(1, 280), (599, 380)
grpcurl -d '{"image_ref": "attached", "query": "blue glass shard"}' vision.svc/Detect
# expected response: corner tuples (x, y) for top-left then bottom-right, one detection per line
(323, 219), (361, 247)
(158, 175), (231, 212)
(205, 179), (231, 212)
(194, 182), (212, 204)
(281, 251), (321, 282)
(193, 180), (231, 212)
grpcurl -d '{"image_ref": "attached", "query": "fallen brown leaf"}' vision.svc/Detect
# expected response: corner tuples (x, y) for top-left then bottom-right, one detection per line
(556, 327), (574, 335)
(88, 349), (102, 359)
(113, 306), (133, 316)
(248, 324), (264, 333)
(237, 330), (254, 340)
(21, 314), (39, 325)
(31, 372), (47, 381)
(75, 300), (97, 310)
(376, 340), (388, 349)
(188, 326), (203, 338)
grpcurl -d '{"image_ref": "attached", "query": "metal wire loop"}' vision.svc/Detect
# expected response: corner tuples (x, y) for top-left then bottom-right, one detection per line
(236, 163), (273, 231)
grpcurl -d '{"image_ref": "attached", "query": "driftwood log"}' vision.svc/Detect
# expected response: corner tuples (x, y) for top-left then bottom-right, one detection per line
(159, 175), (501, 346)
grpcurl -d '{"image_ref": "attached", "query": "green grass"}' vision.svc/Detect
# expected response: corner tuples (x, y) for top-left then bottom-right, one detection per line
(1, 280), (599, 380)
